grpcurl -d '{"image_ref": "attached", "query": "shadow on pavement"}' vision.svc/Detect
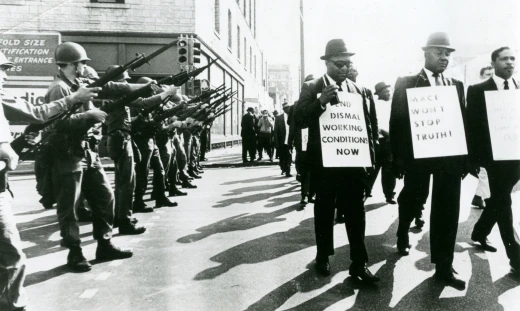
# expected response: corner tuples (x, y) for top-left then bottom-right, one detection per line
(177, 205), (298, 244)
(213, 184), (300, 208)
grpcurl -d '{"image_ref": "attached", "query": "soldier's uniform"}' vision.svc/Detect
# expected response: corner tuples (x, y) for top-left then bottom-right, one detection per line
(48, 42), (135, 272)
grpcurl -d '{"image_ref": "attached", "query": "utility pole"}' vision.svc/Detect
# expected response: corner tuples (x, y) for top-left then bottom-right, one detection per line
(299, 0), (305, 88)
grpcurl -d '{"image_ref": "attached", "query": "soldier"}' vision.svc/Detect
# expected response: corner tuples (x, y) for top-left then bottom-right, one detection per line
(104, 66), (180, 233)
(132, 77), (177, 211)
(47, 42), (154, 272)
(0, 51), (99, 311)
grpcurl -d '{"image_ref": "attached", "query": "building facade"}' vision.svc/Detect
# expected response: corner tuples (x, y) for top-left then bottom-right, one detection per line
(0, 0), (271, 146)
(268, 64), (298, 112)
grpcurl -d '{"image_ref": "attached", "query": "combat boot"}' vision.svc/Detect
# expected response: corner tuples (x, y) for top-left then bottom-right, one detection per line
(96, 240), (133, 261)
(67, 247), (91, 272)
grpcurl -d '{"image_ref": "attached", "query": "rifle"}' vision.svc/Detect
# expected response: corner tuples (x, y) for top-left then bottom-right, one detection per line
(186, 84), (226, 104)
(11, 40), (179, 157)
(158, 58), (219, 87)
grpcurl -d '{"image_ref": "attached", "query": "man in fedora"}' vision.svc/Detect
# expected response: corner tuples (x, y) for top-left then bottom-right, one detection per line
(368, 82), (397, 204)
(390, 32), (468, 290)
(293, 39), (379, 283)
(274, 101), (293, 177)
(241, 107), (257, 163)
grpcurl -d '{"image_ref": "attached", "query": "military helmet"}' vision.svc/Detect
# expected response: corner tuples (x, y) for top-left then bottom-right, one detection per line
(55, 42), (91, 64)
(105, 65), (130, 81)
(83, 65), (99, 80)
(0, 51), (14, 68)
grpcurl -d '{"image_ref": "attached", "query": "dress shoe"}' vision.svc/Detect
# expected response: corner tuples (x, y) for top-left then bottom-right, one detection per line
(296, 174), (302, 182)
(335, 215), (345, 224)
(285, 172), (293, 177)
(269, 157), (273, 162)
(180, 172), (193, 181)
(434, 265), (466, 290)
(182, 180), (197, 189)
(315, 257), (331, 276)
(130, 217), (138, 224)
(349, 265), (380, 283)
(471, 195), (485, 209)
(156, 197), (178, 208)
(133, 200), (154, 213)
(300, 196), (308, 205)
(67, 247), (91, 272)
(280, 171), (285, 176)
(256, 157), (263, 161)
(397, 243), (411, 256)
(170, 189), (187, 196)
(195, 168), (204, 174)
(471, 236), (497, 252)
(309, 196), (316, 203)
(119, 223), (146, 235)
(415, 217), (425, 228)
(386, 198), (397, 204)
(96, 241), (133, 261)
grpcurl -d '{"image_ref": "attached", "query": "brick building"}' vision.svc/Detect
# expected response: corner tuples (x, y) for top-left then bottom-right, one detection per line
(0, 0), (271, 146)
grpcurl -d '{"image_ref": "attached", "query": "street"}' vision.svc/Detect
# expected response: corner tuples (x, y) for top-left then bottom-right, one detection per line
(9, 163), (520, 311)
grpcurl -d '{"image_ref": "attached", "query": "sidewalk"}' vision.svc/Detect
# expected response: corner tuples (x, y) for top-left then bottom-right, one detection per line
(10, 145), (278, 175)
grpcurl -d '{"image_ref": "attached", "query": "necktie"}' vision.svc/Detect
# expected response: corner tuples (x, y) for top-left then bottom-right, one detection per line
(336, 81), (343, 91)
(504, 80), (509, 90)
(432, 73), (442, 86)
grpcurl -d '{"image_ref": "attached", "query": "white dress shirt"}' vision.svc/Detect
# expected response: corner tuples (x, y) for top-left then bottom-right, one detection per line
(423, 67), (447, 87)
(492, 75), (517, 90)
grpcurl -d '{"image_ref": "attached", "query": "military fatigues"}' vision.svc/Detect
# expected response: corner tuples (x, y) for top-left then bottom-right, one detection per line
(106, 93), (162, 223)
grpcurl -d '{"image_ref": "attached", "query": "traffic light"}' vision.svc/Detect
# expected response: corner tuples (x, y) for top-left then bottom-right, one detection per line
(177, 35), (188, 66)
(188, 36), (201, 66)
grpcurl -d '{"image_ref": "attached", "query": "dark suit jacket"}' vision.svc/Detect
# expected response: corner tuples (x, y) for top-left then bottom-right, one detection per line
(466, 77), (519, 165)
(274, 113), (288, 147)
(389, 69), (467, 172)
(293, 76), (376, 171)
(241, 113), (256, 137)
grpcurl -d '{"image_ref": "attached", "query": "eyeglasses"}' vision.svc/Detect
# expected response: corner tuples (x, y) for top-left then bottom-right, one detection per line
(329, 61), (351, 69)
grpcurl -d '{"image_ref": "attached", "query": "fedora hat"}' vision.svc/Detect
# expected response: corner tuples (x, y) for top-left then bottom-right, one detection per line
(422, 32), (455, 51)
(320, 39), (355, 60)
(374, 82), (391, 95)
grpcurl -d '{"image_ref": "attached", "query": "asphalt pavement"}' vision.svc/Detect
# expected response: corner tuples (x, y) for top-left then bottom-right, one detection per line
(6, 149), (520, 311)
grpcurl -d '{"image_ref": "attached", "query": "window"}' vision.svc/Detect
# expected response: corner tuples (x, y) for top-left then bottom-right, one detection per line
(254, 54), (257, 78)
(215, 0), (220, 33)
(237, 26), (241, 60)
(244, 38), (247, 69)
(90, 0), (124, 3)
(249, 0), (252, 26)
(227, 10), (232, 48)
(253, 0), (257, 37)
(243, 0), (246, 16)
(250, 47), (252, 73)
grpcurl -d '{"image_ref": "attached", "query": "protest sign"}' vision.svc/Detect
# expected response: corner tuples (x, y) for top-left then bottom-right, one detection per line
(485, 89), (520, 160)
(406, 86), (467, 158)
(319, 91), (372, 167)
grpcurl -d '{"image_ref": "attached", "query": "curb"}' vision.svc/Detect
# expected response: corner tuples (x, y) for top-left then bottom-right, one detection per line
(9, 161), (278, 175)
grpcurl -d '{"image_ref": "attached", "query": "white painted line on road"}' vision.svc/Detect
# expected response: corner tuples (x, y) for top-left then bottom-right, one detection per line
(95, 272), (112, 281)
(79, 289), (98, 299)
(109, 260), (123, 267)
(475, 253), (488, 260)
(457, 242), (472, 249)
